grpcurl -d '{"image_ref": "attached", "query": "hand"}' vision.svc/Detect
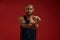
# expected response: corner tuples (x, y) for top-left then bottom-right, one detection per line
(32, 16), (41, 23)
(30, 23), (39, 30)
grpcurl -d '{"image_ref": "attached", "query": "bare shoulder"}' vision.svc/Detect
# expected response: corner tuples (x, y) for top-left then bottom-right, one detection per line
(18, 16), (24, 20)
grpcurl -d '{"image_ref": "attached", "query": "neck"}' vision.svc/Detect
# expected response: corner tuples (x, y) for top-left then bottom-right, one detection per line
(26, 14), (33, 18)
(26, 15), (30, 18)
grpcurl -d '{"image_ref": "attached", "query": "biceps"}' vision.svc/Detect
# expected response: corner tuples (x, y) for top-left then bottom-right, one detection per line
(20, 20), (25, 25)
(18, 19), (25, 25)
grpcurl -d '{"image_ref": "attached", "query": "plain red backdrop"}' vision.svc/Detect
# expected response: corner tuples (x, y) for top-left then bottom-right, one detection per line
(0, 0), (60, 40)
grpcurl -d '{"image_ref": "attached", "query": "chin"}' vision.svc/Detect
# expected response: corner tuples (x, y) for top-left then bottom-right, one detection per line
(27, 14), (31, 16)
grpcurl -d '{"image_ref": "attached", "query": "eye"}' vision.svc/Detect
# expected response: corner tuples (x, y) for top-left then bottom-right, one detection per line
(26, 8), (29, 10)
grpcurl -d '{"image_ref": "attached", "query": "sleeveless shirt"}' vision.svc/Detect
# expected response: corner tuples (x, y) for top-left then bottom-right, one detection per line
(20, 16), (36, 40)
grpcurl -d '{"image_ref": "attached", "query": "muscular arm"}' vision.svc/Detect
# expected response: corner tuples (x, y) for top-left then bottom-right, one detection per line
(33, 16), (41, 23)
(30, 16), (41, 29)
(18, 16), (41, 29)
(18, 16), (33, 28)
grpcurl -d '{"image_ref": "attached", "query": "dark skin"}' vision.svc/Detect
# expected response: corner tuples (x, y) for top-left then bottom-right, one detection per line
(18, 4), (41, 30)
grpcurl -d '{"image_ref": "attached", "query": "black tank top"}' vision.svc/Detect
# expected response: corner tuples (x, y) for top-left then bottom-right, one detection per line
(20, 16), (36, 40)
(23, 16), (29, 24)
(20, 16), (31, 33)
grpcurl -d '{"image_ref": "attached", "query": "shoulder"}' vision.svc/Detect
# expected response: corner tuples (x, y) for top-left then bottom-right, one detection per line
(18, 16), (24, 20)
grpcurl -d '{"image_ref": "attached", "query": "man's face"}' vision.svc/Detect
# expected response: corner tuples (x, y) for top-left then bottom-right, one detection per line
(25, 5), (34, 16)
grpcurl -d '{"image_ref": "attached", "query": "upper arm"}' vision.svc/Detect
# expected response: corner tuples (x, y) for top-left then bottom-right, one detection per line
(34, 16), (41, 22)
(18, 16), (25, 25)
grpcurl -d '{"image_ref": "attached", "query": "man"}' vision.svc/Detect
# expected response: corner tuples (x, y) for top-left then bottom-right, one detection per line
(18, 4), (41, 40)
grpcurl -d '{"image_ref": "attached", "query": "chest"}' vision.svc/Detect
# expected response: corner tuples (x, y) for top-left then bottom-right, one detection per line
(23, 16), (37, 24)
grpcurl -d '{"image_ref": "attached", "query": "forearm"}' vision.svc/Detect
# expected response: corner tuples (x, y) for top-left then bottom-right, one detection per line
(31, 23), (39, 30)
(20, 23), (32, 28)
(20, 23), (39, 30)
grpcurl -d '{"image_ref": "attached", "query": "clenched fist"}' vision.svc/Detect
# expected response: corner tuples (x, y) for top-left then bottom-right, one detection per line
(30, 15), (41, 24)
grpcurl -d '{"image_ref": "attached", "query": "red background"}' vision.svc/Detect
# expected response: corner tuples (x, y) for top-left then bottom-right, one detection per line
(0, 0), (60, 40)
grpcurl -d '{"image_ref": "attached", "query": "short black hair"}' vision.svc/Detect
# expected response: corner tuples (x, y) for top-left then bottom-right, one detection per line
(25, 3), (34, 8)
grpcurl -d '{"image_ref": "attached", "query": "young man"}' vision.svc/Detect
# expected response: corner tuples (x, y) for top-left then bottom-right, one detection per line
(18, 4), (41, 40)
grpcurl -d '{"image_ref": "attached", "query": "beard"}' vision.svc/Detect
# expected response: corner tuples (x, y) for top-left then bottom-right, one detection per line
(26, 13), (32, 16)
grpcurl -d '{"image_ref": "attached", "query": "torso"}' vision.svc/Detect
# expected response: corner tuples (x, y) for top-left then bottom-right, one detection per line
(20, 15), (36, 40)
(22, 15), (39, 24)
